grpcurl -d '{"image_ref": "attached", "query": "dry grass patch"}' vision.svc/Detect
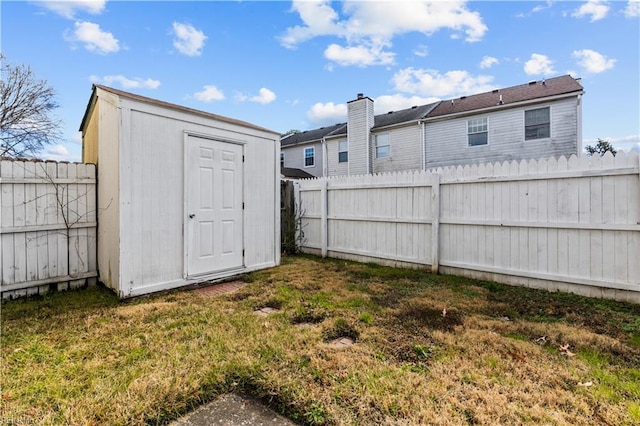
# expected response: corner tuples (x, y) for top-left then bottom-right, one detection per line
(2, 254), (639, 425)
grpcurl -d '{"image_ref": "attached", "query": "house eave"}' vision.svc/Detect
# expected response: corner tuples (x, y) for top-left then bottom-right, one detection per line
(79, 85), (99, 132)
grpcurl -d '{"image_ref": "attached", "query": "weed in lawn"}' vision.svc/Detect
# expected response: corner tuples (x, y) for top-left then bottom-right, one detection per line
(290, 307), (327, 325)
(358, 312), (374, 325)
(304, 403), (329, 425)
(394, 301), (463, 333)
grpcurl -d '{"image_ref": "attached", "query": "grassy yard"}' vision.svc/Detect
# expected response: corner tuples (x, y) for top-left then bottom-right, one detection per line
(1, 255), (639, 425)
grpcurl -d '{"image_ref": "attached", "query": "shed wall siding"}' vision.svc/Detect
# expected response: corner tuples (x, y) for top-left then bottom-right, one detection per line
(282, 142), (323, 177)
(82, 102), (99, 164)
(115, 98), (278, 293)
(373, 125), (423, 174)
(95, 91), (121, 291)
(425, 97), (579, 169)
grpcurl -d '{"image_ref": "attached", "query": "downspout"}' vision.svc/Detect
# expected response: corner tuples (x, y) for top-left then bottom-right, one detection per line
(420, 120), (426, 171)
(321, 137), (328, 177)
(576, 94), (583, 155)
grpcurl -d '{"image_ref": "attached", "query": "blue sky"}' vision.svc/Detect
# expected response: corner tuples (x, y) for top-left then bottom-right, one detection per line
(2, 0), (639, 162)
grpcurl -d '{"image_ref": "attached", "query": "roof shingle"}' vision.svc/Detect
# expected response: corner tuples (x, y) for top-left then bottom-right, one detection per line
(428, 75), (583, 118)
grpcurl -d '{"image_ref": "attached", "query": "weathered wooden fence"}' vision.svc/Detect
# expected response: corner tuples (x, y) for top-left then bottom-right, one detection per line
(295, 151), (640, 302)
(1, 159), (97, 299)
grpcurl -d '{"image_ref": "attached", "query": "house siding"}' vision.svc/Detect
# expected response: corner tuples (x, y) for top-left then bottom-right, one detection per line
(326, 138), (349, 177)
(425, 97), (579, 169)
(372, 124), (423, 174)
(348, 97), (374, 175)
(281, 142), (323, 177)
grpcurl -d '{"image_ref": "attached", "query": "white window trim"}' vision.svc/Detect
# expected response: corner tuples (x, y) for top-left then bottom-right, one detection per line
(338, 140), (348, 163)
(304, 146), (315, 168)
(467, 116), (489, 148)
(524, 105), (552, 141)
(375, 133), (391, 158)
(280, 151), (285, 167)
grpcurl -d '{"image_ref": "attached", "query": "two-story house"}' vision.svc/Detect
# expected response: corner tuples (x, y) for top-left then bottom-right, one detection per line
(281, 75), (584, 177)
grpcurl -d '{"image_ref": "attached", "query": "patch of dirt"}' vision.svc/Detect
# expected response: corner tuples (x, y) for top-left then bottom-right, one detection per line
(378, 332), (436, 364)
(322, 318), (359, 343)
(393, 303), (463, 333)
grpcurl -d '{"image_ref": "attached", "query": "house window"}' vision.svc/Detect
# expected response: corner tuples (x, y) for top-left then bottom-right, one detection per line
(468, 117), (488, 146)
(304, 147), (315, 167)
(525, 107), (550, 140)
(280, 152), (285, 167)
(375, 133), (390, 158)
(338, 140), (348, 163)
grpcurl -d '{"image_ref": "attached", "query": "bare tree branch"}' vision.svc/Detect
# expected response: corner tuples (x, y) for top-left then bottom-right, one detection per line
(1, 53), (62, 157)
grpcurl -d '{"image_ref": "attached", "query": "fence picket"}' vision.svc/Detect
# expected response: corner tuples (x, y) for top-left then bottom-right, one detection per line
(1, 159), (97, 299)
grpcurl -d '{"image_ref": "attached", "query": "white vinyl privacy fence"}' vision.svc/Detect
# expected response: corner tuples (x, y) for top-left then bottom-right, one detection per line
(1, 159), (97, 299)
(295, 151), (640, 302)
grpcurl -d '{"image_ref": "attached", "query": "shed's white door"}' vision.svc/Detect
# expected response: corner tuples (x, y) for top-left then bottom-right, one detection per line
(186, 136), (244, 276)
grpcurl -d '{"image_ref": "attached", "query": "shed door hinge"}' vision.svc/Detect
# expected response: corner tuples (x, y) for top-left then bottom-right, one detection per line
(242, 155), (245, 162)
(242, 202), (245, 210)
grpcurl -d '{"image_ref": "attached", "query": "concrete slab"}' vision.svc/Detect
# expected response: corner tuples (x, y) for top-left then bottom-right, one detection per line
(169, 393), (298, 426)
(329, 337), (355, 348)
(254, 307), (279, 316)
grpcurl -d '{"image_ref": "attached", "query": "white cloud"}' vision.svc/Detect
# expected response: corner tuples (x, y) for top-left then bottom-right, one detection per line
(572, 49), (616, 74)
(624, 0), (640, 17)
(280, 0), (487, 67)
(572, 0), (610, 22)
(392, 68), (495, 98)
(412, 44), (428, 58)
(90, 74), (160, 89)
(70, 132), (83, 145)
(532, 1), (553, 13)
(250, 88), (277, 104)
(479, 56), (498, 69)
(324, 43), (395, 66)
(280, 0), (341, 48)
(35, 0), (106, 19)
(307, 102), (348, 124)
(194, 85), (225, 102)
(374, 94), (440, 114)
(172, 22), (207, 57)
(64, 21), (119, 54)
(41, 144), (78, 162)
(49, 144), (69, 156)
(516, 0), (553, 17)
(524, 53), (556, 76)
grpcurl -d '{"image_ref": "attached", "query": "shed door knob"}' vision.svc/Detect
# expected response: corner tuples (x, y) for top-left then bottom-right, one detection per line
(189, 214), (195, 219)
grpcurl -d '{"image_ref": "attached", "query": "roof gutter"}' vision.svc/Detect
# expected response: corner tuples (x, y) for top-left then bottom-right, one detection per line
(372, 119), (423, 132)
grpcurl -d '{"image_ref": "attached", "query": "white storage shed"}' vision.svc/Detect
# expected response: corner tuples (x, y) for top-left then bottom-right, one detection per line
(79, 85), (280, 298)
